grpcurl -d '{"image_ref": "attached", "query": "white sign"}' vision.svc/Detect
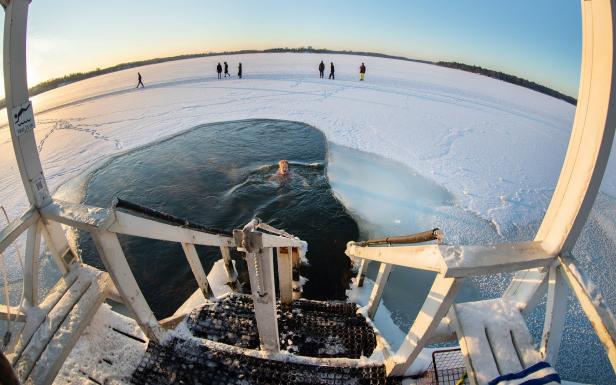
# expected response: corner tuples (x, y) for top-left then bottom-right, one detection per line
(12, 101), (35, 136)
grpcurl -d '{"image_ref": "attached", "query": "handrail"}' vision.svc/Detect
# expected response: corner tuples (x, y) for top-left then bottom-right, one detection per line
(356, 228), (444, 247)
(40, 199), (235, 247)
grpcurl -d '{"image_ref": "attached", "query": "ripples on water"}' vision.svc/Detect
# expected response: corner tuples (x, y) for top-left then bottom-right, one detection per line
(79, 119), (358, 317)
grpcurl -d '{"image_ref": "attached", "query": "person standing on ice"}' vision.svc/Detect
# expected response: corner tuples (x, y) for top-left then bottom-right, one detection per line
(216, 63), (222, 79)
(136, 72), (144, 88)
(318, 61), (325, 78)
(329, 62), (335, 80)
(359, 63), (366, 81)
(224, 62), (230, 77)
(238, 63), (242, 79)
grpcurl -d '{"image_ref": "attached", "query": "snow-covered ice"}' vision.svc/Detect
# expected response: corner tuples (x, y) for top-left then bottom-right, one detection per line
(0, 52), (614, 383)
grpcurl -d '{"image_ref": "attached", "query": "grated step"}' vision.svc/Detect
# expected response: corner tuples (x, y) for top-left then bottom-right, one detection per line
(186, 294), (376, 359)
(130, 337), (395, 385)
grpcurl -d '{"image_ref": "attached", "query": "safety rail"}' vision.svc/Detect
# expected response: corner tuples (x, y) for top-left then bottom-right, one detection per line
(1, 199), (303, 353)
(345, 237), (616, 376)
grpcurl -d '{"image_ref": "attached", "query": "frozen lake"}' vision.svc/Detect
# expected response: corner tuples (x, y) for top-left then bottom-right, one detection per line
(0, 53), (614, 383)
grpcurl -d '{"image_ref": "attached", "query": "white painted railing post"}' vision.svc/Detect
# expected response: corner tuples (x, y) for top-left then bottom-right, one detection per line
(540, 263), (569, 364)
(219, 246), (240, 291)
(22, 222), (41, 307)
(355, 258), (369, 288)
(365, 262), (392, 319)
(235, 228), (280, 352)
(181, 242), (214, 299)
(91, 230), (164, 343)
(276, 247), (293, 307)
(388, 274), (464, 376)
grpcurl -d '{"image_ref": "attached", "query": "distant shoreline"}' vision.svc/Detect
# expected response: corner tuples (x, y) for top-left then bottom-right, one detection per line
(0, 48), (576, 108)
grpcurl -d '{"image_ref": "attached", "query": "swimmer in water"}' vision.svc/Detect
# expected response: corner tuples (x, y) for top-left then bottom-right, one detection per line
(277, 160), (290, 176)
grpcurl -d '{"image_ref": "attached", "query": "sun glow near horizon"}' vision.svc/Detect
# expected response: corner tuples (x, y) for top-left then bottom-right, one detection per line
(2, 0), (582, 99)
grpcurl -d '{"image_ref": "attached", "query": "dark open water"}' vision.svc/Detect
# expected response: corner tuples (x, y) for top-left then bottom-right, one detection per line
(78, 119), (358, 318)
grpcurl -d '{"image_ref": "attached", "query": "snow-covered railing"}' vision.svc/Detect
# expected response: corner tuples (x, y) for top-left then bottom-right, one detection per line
(346, 239), (616, 375)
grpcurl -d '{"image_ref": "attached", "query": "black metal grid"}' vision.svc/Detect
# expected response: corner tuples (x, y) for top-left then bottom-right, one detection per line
(416, 348), (468, 385)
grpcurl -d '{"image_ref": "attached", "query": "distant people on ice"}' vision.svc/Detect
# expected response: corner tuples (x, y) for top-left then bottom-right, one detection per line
(224, 62), (230, 77)
(360, 63), (366, 81)
(136, 72), (144, 88)
(217, 63), (222, 79)
(319, 61), (325, 78)
(238, 63), (242, 79)
(329, 62), (335, 80)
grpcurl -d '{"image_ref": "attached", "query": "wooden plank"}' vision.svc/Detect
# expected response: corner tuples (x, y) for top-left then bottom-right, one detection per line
(540, 263), (569, 364)
(365, 262), (392, 319)
(14, 268), (95, 381)
(346, 243), (444, 273)
(27, 272), (110, 385)
(245, 247), (280, 352)
(276, 247), (293, 307)
(7, 266), (82, 360)
(388, 274), (463, 376)
(0, 206), (38, 255)
(91, 230), (164, 343)
(181, 242), (213, 299)
(559, 255), (616, 370)
(39, 200), (113, 232)
(22, 222), (41, 306)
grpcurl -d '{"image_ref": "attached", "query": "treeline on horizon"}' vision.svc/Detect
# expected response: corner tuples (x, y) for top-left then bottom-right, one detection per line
(435, 61), (576, 105)
(0, 47), (576, 109)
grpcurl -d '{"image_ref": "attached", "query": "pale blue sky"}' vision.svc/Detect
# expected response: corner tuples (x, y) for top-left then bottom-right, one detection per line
(2, 0), (581, 97)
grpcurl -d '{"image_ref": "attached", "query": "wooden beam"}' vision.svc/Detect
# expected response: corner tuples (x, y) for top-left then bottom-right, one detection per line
(540, 263), (569, 364)
(91, 230), (164, 343)
(346, 241), (555, 278)
(0, 305), (25, 322)
(388, 274), (463, 376)
(181, 242), (213, 299)
(0, 206), (37, 255)
(276, 247), (293, 307)
(354, 258), (369, 288)
(365, 262), (392, 319)
(559, 255), (616, 370)
(22, 222), (41, 306)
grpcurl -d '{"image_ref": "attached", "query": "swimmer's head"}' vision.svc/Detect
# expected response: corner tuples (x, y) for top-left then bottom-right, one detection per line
(278, 160), (289, 175)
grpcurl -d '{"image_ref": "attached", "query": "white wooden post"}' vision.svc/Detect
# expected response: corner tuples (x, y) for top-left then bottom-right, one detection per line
(276, 247), (293, 307)
(219, 245), (240, 290)
(540, 263), (569, 364)
(355, 258), (369, 287)
(245, 246), (279, 352)
(3, 0), (73, 268)
(559, 255), (616, 370)
(388, 274), (464, 376)
(22, 222), (41, 307)
(181, 242), (213, 299)
(91, 230), (164, 342)
(365, 262), (392, 319)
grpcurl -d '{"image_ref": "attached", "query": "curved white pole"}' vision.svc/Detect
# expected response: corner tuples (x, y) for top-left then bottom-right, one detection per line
(3, 0), (71, 283)
(506, 0), (616, 309)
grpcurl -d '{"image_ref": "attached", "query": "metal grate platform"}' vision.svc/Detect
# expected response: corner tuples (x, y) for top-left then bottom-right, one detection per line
(131, 337), (392, 385)
(416, 349), (468, 385)
(186, 294), (376, 358)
